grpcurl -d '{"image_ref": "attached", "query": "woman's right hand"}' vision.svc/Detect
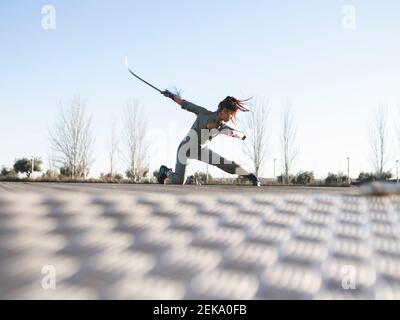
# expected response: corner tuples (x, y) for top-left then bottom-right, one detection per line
(161, 90), (184, 105)
(161, 90), (176, 100)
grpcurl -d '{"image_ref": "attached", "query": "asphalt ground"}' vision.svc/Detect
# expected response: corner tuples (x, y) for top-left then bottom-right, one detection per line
(0, 182), (360, 196)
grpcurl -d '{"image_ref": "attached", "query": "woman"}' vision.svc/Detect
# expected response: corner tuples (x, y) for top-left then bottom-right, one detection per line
(157, 90), (261, 186)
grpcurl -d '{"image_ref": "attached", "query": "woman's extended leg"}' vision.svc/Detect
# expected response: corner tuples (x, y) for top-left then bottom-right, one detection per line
(199, 146), (241, 175)
(200, 146), (260, 186)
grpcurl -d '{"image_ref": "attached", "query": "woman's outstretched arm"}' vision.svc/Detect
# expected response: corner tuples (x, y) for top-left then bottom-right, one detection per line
(161, 90), (184, 106)
(161, 90), (208, 114)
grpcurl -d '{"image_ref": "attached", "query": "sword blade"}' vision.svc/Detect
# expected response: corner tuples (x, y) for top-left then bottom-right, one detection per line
(124, 56), (162, 93)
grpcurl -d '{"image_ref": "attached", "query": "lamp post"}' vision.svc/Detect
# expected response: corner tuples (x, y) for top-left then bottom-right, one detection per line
(347, 157), (350, 185)
(273, 158), (276, 183)
(396, 160), (399, 184)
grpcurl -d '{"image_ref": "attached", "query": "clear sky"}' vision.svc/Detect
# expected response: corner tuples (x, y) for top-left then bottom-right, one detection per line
(1, 0), (400, 179)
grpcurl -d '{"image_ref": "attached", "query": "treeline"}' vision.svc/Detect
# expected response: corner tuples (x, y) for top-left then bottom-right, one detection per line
(275, 171), (394, 186)
(0, 159), (395, 186)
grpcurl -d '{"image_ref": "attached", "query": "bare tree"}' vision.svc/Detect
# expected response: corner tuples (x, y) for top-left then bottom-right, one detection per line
(280, 103), (298, 185)
(109, 120), (119, 178)
(49, 97), (94, 179)
(369, 104), (389, 177)
(124, 100), (150, 181)
(45, 150), (58, 178)
(396, 105), (400, 156)
(243, 98), (269, 177)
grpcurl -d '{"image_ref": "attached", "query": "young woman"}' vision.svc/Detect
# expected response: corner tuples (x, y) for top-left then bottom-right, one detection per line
(157, 90), (261, 186)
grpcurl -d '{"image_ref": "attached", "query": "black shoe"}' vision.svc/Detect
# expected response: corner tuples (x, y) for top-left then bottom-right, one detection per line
(158, 165), (171, 184)
(247, 173), (261, 187)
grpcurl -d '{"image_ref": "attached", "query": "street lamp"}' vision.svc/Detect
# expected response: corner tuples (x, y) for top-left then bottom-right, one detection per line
(396, 160), (399, 183)
(347, 157), (350, 185)
(273, 158), (276, 182)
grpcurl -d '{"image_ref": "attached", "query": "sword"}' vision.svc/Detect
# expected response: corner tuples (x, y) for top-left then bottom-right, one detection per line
(124, 56), (163, 93)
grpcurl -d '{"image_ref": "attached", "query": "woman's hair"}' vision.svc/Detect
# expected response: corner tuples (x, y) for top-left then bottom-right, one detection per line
(217, 96), (251, 124)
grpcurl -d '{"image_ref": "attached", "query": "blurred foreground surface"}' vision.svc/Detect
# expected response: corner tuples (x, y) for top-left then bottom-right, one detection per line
(1, 182), (400, 299)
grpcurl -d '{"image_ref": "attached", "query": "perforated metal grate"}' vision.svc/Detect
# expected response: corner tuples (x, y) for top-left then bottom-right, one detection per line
(1, 185), (400, 299)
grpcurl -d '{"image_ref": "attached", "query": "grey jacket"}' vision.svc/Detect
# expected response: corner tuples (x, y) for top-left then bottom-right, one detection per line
(181, 100), (246, 146)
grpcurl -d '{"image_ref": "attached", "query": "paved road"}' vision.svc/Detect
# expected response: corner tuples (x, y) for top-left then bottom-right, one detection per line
(0, 182), (360, 196)
(1, 182), (399, 299)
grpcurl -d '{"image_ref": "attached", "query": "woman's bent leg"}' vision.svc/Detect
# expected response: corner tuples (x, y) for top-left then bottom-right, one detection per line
(166, 140), (193, 184)
(167, 158), (189, 184)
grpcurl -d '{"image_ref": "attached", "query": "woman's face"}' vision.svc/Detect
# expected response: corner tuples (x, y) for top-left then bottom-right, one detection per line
(219, 108), (235, 122)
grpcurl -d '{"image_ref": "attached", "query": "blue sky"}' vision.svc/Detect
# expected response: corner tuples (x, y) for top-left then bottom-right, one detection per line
(1, 1), (399, 179)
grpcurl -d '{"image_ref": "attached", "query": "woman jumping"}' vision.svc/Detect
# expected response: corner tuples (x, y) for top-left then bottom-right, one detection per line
(157, 90), (261, 186)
